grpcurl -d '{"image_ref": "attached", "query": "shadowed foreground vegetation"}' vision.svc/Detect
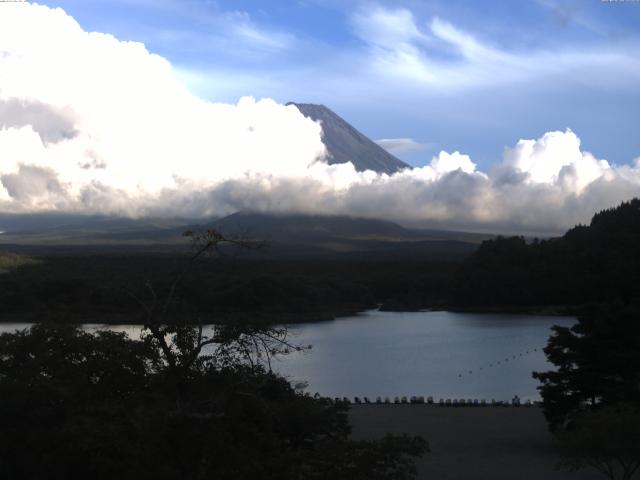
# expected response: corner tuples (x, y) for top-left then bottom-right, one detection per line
(0, 229), (427, 479)
(0, 324), (427, 479)
(532, 301), (640, 480)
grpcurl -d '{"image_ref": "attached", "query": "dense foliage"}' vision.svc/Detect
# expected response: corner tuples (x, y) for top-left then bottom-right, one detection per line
(555, 404), (640, 480)
(0, 256), (458, 322)
(528, 201), (640, 479)
(454, 199), (640, 308)
(533, 302), (640, 430)
(0, 324), (426, 479)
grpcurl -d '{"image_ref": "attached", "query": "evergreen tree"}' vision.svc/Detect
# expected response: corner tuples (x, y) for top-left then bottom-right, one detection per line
(533, 303), (640, 430)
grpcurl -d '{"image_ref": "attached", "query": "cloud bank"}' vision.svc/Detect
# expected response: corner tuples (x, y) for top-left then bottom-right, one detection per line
(0, 4), (639, 234)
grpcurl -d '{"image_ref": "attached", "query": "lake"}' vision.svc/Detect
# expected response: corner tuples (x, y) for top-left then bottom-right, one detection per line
(0, 310), (574, 401)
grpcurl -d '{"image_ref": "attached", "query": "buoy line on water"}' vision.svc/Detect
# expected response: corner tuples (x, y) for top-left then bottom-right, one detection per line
(456, 348), (540, 378)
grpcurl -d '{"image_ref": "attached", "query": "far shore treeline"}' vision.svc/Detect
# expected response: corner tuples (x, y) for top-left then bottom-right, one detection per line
(1, 198), (639, 324)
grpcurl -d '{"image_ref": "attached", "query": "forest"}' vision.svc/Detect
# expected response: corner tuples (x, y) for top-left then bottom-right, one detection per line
(453, 198), (640, 309)
(2, 199), (640, 324)
(0, 255), (458, 324)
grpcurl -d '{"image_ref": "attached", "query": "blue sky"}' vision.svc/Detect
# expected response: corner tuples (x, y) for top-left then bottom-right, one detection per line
(41, 0), (640, 169)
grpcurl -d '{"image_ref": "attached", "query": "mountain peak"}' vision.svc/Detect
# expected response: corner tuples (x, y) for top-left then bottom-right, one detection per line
(288, 102), (409, 175)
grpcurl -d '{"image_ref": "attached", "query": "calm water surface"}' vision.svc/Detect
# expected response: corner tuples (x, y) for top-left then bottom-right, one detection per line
(276, 310), (574, 401)
(0, 310), (574, 401)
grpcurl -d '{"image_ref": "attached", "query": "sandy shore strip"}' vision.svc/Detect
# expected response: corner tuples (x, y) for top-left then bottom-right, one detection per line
(349, 405), (602, 480)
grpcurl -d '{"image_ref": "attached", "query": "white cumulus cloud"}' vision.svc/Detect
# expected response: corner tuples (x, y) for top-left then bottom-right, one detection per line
(430, 151), (477, 176)
(0, 3), (326, 215)
(0, 4), (639, 234)
(502, 129), (610, 189)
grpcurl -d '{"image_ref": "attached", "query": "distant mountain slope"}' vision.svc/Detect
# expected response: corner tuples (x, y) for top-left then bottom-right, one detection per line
(211, 212), (410, 241)
(201, 212), (488, 259)
(210, 212), (489, 244)
(288, 103), (409, 174)
(0, 214), (192, 246)
(0, 214), (192, 235)
(0, 211), (490, 259)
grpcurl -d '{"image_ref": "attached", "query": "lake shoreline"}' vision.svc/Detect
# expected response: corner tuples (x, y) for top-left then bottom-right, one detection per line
(2, 311), (573, 401)
(0, 307), (366, 325)
(430, 304), (576, 316)
(0, 304), (578, 325)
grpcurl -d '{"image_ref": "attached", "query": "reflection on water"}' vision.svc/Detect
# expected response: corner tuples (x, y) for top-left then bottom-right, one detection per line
(0, 310), (574, 401)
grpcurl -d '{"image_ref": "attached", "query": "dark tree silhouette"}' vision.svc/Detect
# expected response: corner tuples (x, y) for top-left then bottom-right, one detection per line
(533, 303), (640, 430)
(125, 229), (295, 373)
(555, 404), (640, 480)
(0, 229), (428, 480)
(534, 302), (640, 480)
(526, 201), (640, 479)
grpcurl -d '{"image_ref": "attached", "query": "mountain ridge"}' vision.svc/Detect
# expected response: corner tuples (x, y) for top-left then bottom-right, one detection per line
(288, 102), (409, 174)
(0, 211), (490, 259)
